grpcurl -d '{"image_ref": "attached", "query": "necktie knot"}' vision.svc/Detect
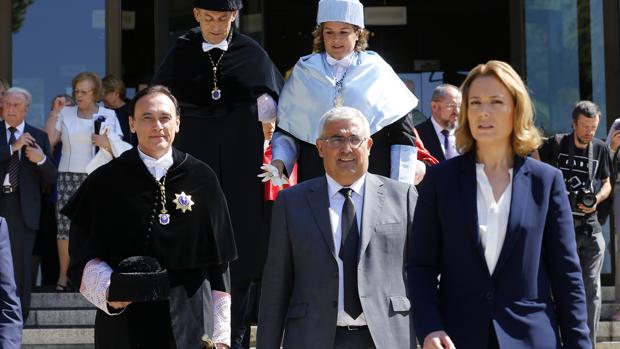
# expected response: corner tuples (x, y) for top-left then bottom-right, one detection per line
(8, 127), (16, 135)
(441, 129), (457, 160)
(339, 187), (353, 199)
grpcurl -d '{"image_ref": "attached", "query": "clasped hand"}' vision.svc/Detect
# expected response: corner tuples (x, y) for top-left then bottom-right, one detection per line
(13, 132), (45, 164)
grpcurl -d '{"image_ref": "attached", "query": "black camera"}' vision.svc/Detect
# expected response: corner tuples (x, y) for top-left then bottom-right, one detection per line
(569, 188), (597, 210)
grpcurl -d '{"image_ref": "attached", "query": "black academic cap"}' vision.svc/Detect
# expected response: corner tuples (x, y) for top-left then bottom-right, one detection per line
(193, 0), (243, 11)
(107, 256), (170, 302)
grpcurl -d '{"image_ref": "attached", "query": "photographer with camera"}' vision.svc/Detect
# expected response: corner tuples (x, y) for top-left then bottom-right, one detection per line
(536, 100), (611, 347)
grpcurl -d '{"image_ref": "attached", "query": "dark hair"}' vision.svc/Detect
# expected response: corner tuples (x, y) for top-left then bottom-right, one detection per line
(571, 100), (600, 123)
(129, 85), (180, 118)
(311, 23), (369, 53)
(0, 77), (9, 91)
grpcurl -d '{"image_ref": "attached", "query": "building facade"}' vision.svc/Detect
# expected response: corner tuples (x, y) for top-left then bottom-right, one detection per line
(1, 0), (620, 282)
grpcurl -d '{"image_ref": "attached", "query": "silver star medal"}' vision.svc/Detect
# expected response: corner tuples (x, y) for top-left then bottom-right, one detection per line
(173, 192), (195, 213)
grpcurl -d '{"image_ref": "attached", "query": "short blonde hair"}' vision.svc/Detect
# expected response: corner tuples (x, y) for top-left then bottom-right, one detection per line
(456, 60), (542, 157)
(72, 71), (103, 101)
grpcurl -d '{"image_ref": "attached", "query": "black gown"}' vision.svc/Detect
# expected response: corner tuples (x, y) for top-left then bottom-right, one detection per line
(152, 27), (283, 280)
(64, 147), (237, 349)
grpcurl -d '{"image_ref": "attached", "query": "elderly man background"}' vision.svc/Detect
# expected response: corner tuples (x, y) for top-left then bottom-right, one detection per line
(415, 84), (461, 163)
(0, 87), (57, 319)
(258, 106), (416, 349)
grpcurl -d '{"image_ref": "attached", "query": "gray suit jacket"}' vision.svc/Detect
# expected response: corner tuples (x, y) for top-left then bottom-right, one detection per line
(0, 121), (57, 230)
(257, 173), (417, 349)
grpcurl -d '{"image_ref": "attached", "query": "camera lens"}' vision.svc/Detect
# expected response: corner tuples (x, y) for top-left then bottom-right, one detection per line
(580, 192), (597, 208)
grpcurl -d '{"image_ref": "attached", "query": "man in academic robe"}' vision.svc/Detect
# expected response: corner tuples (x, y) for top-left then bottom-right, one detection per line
(64, 86), (237, 349)
(152, 2), (283, 347)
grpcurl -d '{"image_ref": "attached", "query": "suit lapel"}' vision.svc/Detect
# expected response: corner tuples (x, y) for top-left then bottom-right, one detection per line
(420, 119), (446, 162)
(459, 152), (489, 272)
(306, 177), (337, 260)
(0, 122), (6, 147)
(493, 156), (529, 275)
(359, 174), (384, 260)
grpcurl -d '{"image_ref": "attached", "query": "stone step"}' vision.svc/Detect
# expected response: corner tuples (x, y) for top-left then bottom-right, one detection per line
(22, 327), (94, 346)
(31, 292), (93, 309)
(599, 343), (620, 349)
(25, 309), (96, 327)
(605, 286), (616, 302)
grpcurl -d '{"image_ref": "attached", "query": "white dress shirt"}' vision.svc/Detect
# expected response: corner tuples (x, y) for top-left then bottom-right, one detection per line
(326, 173), (367, 326)
(430, 116), (457, 159)
(476, 164), (513, 275)
(137, 147), (173, 181)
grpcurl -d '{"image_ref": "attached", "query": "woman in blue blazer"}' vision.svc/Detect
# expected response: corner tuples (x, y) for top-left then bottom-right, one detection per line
(408, 60), (591, 349)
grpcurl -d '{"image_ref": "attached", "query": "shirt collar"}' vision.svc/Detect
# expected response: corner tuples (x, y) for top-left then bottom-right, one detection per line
(137, 147), (174, 169)
(326, 52), (354, 68)
(5, 121), (25, 134)
(202, 40), (228, 52)
(430, 116), (453, 136)
(326, 173), (366, 199)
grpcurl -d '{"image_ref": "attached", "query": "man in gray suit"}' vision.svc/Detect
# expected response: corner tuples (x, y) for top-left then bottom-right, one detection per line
(0, 87), (57, 319)
(258, 106), (416, 348)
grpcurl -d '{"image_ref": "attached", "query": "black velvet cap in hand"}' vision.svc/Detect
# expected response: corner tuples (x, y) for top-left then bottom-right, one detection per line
(108, 256), (170, 302)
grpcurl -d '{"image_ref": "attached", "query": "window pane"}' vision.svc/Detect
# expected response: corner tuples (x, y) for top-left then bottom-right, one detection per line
(12, 0), (105, 128)
(525, 0), (580, 136)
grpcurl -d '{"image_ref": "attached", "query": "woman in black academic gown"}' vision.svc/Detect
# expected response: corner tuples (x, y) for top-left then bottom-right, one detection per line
(63, 86), (237, 349)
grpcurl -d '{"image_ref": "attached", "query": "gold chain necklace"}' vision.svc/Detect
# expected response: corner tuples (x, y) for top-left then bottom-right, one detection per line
(206, 50), (226, 100)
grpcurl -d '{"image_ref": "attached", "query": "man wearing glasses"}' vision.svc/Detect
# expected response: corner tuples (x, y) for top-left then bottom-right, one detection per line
(416, 84), (461, 162)
(258, 106), (417, 349)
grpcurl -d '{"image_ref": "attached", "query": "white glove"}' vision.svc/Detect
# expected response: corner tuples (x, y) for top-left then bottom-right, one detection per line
(414, 159), (426, 185)
(258, 163), (289, 188)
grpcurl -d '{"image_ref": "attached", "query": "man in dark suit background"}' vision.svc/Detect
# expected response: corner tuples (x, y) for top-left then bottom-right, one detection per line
(0, 87), (57, 319)
(416, 84), (461, 162)
(258, 106), (417, 348)
(0, 216), (22, 349)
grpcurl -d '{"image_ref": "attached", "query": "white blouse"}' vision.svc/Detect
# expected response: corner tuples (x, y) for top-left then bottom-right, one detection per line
(55, 105), (123, 173)
(476, 164), (513, 275)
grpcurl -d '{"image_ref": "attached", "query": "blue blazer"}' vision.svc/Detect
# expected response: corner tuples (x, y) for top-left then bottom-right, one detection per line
(408, 151), (591, 349)
(0, 217), (22, 349)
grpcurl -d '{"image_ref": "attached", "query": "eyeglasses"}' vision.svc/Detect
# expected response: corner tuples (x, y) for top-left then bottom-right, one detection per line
(73, 89), (92, 96)
(320, 135), (367, 148)
(442, 103), (460, 110)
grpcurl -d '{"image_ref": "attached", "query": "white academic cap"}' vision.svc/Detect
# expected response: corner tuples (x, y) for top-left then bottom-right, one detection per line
(316, 0), (364, 28)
